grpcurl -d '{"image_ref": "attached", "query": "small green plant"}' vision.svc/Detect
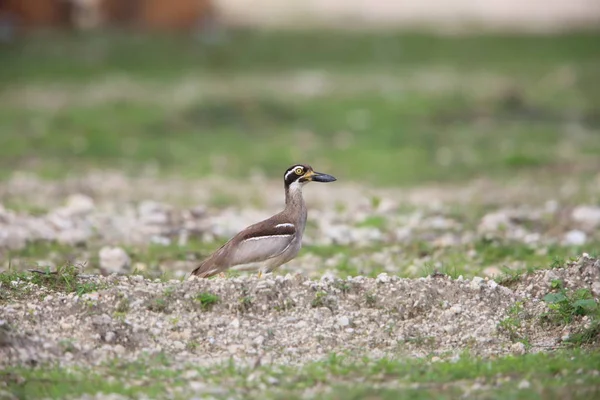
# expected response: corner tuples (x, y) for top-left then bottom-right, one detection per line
(422, 262), (460, 279)
(238, 296), (253, 313)
(274, 298), (296, 312)
(195, 292), (220, 311)
(147, 297), (169, 313)
(115, 297), (130, 314)
(365, 291), (377, 308)
(311, 291), (328, 308)
(496, 268), (524, 287)
(498, 301), (529, 343)
(370, 196), (382, 210)
(113, 312), (127, 322)
(0, 264), (102, 304)
(550, 279), (564, 290)
(186, 340), (200, 351)
(356, 216), (386, 229)
(542, 288), (598, 325)
(332, 279), (352, 294)
(59, 339), (76, 353)
(565, 320), (600, 346)
(550, 256), (566, 269)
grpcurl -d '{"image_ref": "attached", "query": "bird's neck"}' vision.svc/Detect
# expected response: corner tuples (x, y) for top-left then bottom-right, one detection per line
(285, 182), (305, 208)
(284, 182), (308, 233)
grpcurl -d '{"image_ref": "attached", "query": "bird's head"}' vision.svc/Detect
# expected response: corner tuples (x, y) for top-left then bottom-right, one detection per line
(283, 164), (336, 189)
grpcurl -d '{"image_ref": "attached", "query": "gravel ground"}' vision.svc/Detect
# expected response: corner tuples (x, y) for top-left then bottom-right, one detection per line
(1, 171), (600, 278)
(1, 172), (599, 374)
(1, 255), (598, 370)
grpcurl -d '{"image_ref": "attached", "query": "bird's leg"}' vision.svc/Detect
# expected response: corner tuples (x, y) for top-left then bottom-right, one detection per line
(257, 270), (263, 279)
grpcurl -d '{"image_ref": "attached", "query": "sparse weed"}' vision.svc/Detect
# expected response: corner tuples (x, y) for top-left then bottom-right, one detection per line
(274, 298), (296, 312)
(566, 320), (600, 346)
(332, 279), (352, 294)
(147, 297), (169, 313)
(195, 292), (220, 311)
(422, 262), (460, 279)
(311, 291), (328, 308)
(115, 297), (130, 313)
(186, 340), (200, 351)
(365, 291), (377, 308)
(542, 287), (598, 325)
(496, 268), (524, 287)
(238, 296), (253, 313)
(0, 264), (102, 304)
(146, 286), (179, 313)
(498, 301), (528, 342)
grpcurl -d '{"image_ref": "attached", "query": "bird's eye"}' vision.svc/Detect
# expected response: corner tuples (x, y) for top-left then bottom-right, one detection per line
(294, 167), (304, 175)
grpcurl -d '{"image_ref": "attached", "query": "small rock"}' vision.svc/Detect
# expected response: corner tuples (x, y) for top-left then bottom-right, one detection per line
(105, 331), (116, 343)
(173, 341), (185, 350)
(517, 379), (531, 389)
(431, 356), (441, 363)
(188, 381), (206, 392)
(592, 282), (600, 297)
(266, 376), (279, 385)
(320, 272), (336, 282)
(253, 335), (265, 346)
(563, 230), (587, 246)
(64, 194), (95, 215)
(572, 206), (600, 228)
(138, 200), (170, 225)
(184, 370), (199, 379)
(99, 246), (131, 275)
(0, 226), (28, 250)
(510, 342), (526, 355)
(450, 305), (462, 315)
(478, 211), (512, 232)
(483, 267), (502, 278)
(113, 344), (125, 355)
(338, 316), (350, 327)
(376, 273), (390, 283)
(56, 228), (90, 246)
(470, 277), (484, 290)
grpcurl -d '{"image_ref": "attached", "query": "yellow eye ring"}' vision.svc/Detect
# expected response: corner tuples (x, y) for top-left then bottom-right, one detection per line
(294, 167), (304, 175)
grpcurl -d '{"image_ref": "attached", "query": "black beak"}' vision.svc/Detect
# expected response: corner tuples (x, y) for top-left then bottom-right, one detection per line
(312, 172), (337, 183)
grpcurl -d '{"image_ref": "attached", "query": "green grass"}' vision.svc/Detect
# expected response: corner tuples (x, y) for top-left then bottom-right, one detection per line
(194, 291), (220, 311)
(2, 31), (599, 81)
(1, 31), (599, 185)
(3, 350), (599, 399)
(1, 238), (215, 280)
(0, 264), (102, 304)
(542, 285), (598, 325)
(301, 240), (600, 279)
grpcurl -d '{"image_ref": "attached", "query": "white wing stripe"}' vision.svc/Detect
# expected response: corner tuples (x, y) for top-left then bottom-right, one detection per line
(275, 223), (294, 228)
(243, 234), (293, 242)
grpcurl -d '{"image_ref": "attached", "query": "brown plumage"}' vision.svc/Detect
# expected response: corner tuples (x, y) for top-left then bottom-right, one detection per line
(190, 164), (336, 278)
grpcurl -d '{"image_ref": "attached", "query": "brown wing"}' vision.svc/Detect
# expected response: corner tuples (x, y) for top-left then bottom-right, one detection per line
(190, 217), (296, 278)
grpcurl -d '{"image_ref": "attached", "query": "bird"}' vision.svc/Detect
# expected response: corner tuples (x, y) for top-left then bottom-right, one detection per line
(190, 164), (336, 278)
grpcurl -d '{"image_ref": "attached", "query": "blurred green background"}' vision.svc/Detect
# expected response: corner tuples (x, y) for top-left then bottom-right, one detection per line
(2, 29), (599, 185)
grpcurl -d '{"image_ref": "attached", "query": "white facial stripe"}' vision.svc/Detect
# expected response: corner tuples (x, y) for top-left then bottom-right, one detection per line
(244, 234), (293, 242)
(285, 165), (304, 181)
(275, 223), (294, 228)
(288, 180), (305, 192)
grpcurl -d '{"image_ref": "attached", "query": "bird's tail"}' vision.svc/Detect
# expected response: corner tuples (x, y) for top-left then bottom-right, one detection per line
(189, 257), (219, 278)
